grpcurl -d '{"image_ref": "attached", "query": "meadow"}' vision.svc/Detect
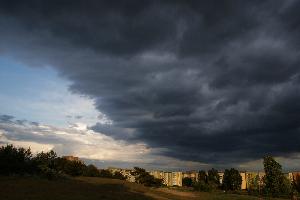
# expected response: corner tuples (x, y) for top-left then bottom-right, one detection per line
(0, 176), (287, 200)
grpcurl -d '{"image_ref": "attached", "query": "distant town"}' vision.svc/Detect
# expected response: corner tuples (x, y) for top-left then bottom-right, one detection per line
(64, 156), (300, 190)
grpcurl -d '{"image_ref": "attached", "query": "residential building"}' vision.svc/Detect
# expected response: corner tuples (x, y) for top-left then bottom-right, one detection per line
(172, 172), (183, 186)
(62, 155), (83, 163)
(240, 172), (247, 190)
(183, 171), (199, 182)
(218, 172), (224, 184)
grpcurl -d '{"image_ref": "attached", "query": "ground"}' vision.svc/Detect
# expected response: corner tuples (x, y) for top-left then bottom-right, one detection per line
(0, 176), (287, 200)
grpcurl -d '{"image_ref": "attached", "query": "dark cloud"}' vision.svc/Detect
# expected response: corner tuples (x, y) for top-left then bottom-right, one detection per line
(1, 0), (300, 166)
(0, 114), (14, 123)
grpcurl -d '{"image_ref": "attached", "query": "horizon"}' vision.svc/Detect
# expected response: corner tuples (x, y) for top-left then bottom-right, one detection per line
(1, 0), (300, 172)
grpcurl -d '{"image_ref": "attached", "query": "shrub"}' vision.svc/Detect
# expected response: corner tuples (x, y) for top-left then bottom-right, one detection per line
(83, 164), (100, 177)
(99, 169), (113, 178)
(112, 171), (126, 180)
(182, 177), (193, 187)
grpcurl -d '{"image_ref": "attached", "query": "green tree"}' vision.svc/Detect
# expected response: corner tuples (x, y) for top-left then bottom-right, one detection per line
(263, 156), (291, 197)
(131, 167), (162, 187)
(194, 170), (211, 191)
(222, 168), (242, 191)
(198, 170), (207, 183)
(99, 169), (113, 178)
(62, 159), (86, 176)
(208, 168), (220, 186)
(0, 144), (33, 175)
(33, 150), (59, 179)
(83, 164), (100, 177)
(247, 174), (260, 194)
(182, 177), (193, 187)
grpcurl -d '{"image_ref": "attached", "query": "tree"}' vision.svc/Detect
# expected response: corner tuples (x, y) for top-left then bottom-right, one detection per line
(208, 168), (220, 186)
(198, 170), (207, 183)
(62, 159), (86, 176)
(247, 174), (260, 194)
(182, 177), (193, 187)
(33, 150), (59, 179)
(99, 169), (113, 178)
(263, 156), (291, 197)
(83, 164), (100, 177)
(194, 170), (211, 192)
(0, 144), (33, 175)
(131, 167), (162, 187)
(222, 168), (242, 191)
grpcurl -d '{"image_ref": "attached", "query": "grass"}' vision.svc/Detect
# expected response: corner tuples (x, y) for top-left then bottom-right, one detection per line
(0, 176), (287, 200)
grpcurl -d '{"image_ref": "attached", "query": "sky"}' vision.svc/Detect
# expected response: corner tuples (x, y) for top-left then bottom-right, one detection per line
(1, 0), (300, 171)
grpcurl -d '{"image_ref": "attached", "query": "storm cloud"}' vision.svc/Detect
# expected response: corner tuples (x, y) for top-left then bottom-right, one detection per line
(1, 0), (300, 166)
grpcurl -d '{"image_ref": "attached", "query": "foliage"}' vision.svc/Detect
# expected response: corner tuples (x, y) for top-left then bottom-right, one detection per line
(198, 170), (207, 183)
(280, 176), (292, 195)
(0, 144), (33, 175)
(207, 168), (220, 189)
(33, 150), (60, 179)
(207, 168), (220, 185)
(63, 160), (86, 176)
(83, 164), (100, 177)
(0, 144), (90, 179)
(112, 171), (126, 180)
(246, 174), (260, 195)
(193, 180), (212, 192)
(263, 156), (291, 197)
(131, 167), (162, 187)
(182, 177), (193, 187)
(222, 168), (242, 191)
(194, 169), (220, 192)
(99, 169), (113, 178)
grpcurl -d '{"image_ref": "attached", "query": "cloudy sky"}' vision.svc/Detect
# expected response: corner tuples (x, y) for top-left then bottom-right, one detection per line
(1, 0), (300, 171)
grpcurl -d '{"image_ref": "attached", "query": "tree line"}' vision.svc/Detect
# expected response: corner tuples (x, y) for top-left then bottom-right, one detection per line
(182, 156), (300, 198)
(1, 144), (300, 197)
(0, 144), (126, 180)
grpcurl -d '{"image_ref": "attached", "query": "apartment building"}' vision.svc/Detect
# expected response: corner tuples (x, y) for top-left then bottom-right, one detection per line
(150, 170), (182, 186)
(110, 167), (300, 190)
(62, 155), (83, 163)
(183, 171), (199, 182)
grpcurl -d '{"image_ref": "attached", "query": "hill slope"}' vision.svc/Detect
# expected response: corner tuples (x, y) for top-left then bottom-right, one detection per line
(0, 176), (285, 200)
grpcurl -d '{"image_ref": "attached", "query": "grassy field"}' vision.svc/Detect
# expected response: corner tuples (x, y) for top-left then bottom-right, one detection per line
(0, 176), (287, 200)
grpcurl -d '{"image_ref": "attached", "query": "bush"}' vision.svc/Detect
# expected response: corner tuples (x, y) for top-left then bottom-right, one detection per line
(112, 171), (126, 180)
(83, 164), (100, 177)
(62, 160), (86, 176)
(194, 180), (212, 192)
(99, 169), (113, 178)
(182, 177), (193, 187)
